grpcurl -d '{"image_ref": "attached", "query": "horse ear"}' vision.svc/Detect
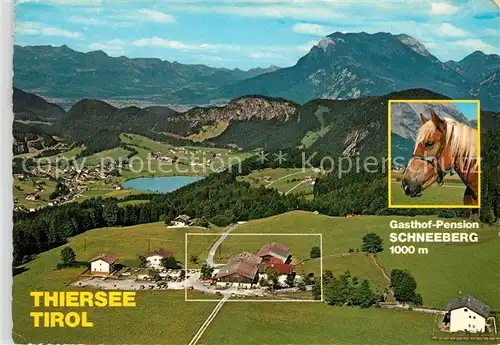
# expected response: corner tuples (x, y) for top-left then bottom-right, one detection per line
(429, 108), (445, 131)
(419, 113), (429, 125)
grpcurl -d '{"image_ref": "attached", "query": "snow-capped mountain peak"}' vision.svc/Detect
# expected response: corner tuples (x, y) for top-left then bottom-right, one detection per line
(396, 34), (430, 57)
(316, 36), (345, 52)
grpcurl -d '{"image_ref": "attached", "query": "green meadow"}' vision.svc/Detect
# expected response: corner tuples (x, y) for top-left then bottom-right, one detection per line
(238, 167), (316, 196)
(232, 211), (500, 309)
(13, 212), (499, 344)
(391, 180), (466, 206)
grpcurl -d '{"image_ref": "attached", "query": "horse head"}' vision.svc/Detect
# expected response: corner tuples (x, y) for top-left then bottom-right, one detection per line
(401, 108), (454, 197)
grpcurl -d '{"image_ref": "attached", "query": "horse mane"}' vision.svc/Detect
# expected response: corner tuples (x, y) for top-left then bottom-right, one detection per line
(415, 117), (477, 162)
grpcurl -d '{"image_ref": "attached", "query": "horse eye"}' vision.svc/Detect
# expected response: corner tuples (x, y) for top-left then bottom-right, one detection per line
(424, 141), (435, 149)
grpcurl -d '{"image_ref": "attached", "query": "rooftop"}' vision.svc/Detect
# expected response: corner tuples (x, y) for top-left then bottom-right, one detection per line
(229, 251), (262, 265)
(175, 214), (191, 222)
(145, 248), (173, 258)
(90, 253), (118, 265)
(257, 243), (290, 259)
(216, 261), (259, 280)
(446, 295), (491, 318)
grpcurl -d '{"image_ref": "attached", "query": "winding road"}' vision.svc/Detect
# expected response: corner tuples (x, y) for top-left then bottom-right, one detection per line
(206, 223), (239, 267)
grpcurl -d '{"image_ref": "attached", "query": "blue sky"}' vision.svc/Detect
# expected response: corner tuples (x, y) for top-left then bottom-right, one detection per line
(14, 0), (500, 69)
(453, 102), (479, 119)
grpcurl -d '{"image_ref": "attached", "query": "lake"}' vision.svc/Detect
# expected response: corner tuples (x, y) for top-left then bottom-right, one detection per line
(122, 176), (202, 193)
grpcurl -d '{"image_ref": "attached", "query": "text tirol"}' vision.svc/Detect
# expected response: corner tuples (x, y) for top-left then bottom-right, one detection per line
(30, 291), (136, 328)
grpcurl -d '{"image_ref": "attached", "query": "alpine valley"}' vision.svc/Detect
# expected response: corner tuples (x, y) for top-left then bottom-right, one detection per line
(11, 32), (500, 220)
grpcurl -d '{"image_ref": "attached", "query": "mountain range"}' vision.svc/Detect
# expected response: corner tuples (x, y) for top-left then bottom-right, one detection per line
(221, 32), (499, 111)
(13, 87), (498, 160)
(13, 44), (280, 106)
(13, 32), (499, 111)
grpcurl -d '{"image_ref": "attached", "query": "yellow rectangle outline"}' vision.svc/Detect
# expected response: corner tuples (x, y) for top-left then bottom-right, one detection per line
(387, 99), (481, 209)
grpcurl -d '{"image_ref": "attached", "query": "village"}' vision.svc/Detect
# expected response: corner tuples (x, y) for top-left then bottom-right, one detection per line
(13, 160), (122, 213)
(69, 215), (310, 299)
(13, 143), (236, 213)
(65, 214), (499, 337)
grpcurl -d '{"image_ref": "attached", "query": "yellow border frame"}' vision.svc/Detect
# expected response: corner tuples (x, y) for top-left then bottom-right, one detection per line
(388, 99), (481, 209)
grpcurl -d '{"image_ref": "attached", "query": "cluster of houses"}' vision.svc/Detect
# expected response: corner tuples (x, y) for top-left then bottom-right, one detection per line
(150, 152), (173, 163)
(86, 244), (496, 335)
(215, 242), (294, 289)
(89, 247), (174, 275)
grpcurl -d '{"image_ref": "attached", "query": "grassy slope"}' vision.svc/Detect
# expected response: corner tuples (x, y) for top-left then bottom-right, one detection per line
(13, 213), (498, 344)
(12, 223), (220, 344)
(120, 133), (253, 179)
(13, 177), (57, 208)
(232, 211), (500, 309)
(391, 181), (466, 206)
(200, 211), (498, 345)
(201, 304), (440, 345)
(187, 120), (229, 142)
(70, 222), (217, 266)
(300, 254), (390, 294)
(238, 168), (316, 196)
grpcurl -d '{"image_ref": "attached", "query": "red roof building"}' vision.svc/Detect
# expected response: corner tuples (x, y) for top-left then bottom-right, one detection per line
(259, 262), (294, 275)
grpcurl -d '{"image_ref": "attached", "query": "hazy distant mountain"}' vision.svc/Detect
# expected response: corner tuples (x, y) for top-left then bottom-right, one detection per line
(13, 45), (276, 104)
(220, 32), (500, 111)
(14, 35), (499, 110)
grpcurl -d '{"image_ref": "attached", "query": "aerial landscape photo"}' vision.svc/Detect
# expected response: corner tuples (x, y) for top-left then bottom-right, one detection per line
(10, 0), (500, 344)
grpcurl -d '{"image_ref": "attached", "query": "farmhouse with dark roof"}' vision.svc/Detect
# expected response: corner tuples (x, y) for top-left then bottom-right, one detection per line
(444, 295), (491, 333)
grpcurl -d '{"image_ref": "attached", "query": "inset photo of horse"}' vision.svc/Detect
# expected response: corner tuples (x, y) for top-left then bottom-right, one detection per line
(388, 100), (480, 208)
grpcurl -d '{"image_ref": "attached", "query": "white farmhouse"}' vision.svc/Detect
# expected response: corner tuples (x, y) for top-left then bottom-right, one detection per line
(144, 248), (173, 269)
(445, 295), (491, 333)
(90, 254), (118, 275)
(171, 214), (191, 227)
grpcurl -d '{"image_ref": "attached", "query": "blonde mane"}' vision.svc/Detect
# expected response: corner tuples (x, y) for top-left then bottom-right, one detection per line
(415, 117), (477, 161)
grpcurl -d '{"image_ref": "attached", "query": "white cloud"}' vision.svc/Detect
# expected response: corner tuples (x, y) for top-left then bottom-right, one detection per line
(137, 9), (176, 23)
(430, 2), (460, 15)
(17, 0), (102, 5)
(297, 40), (319, 52)
(453, 39), (499, 54)
(292, 23), (333, 36)
(422, 41), (438, 49)
(250, 52), (283, 60)
(172, 4), (344, 21)
(89, 39), (125, 56)
(132, 36), (317, 62)
(68, 15), (105, 25)
(132, 37), (239, 52)
(16, 21), (81, 39)
(438, 23), (470, 37)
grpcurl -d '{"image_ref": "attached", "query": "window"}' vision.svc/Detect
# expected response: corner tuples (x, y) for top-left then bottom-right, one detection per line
(469, 315), (472, 319)
(473, 316), (476, 319)
(464, 308), (468, 312)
